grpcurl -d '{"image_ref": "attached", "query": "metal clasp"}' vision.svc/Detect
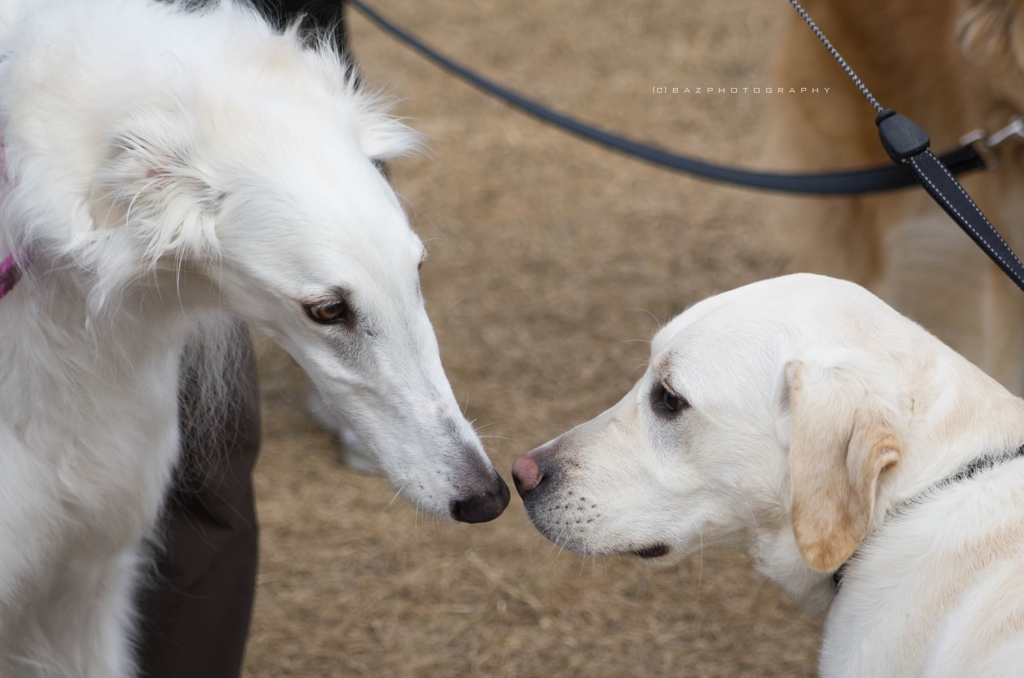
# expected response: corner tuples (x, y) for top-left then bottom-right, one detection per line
(960, 116), (1024, 169)
(986, 116), (1024, 148)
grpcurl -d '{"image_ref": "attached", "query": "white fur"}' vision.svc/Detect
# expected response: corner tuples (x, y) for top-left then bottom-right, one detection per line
(0, 1), (504, 674)
(519, 273), (1024, 677)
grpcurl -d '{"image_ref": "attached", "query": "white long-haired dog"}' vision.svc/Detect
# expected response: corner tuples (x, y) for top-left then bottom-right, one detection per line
(0, 0), (509, 675)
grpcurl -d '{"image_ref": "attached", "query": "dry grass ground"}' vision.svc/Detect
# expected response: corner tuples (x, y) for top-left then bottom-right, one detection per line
(243, 1), (830, 676)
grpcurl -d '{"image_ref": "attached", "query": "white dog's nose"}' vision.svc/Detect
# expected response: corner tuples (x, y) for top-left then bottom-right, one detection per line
(449, 472), (510, 523)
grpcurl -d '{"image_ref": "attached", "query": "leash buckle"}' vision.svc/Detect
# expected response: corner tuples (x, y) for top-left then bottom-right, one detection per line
(960, 116), (1024, 169)
(985, 116), (1024, 148)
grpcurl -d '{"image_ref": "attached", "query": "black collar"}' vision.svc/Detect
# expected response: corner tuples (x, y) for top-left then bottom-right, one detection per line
(833, 444), (1024, 591)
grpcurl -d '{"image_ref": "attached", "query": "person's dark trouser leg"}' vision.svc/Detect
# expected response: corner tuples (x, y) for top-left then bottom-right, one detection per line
(135, 328), (261, 678)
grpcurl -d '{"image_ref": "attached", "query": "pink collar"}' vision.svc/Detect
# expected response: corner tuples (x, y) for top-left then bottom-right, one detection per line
(0, 250), (24, 299)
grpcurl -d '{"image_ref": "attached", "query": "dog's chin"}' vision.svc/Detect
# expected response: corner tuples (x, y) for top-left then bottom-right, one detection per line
(536, 530), (684, 567)
(632, 543), (671, 560)
(526, 510), (683, 563)
(630, 542), (691, 568)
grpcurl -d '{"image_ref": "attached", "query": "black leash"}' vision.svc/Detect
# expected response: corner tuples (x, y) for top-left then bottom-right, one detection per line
(348, 0), (1024, 292)
(788, 0), (1024, 293)
(346, 0), (987, 195)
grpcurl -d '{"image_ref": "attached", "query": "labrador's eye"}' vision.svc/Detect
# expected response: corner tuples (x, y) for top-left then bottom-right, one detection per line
(304, 300), (353, 326)
(651, 381), (689, 417)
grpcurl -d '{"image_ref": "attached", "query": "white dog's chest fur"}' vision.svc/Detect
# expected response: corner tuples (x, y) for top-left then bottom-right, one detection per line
(0, 309), (187, 612)
(35, 359), (181, 540)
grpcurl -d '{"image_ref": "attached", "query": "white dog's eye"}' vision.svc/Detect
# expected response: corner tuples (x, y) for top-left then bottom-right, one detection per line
(304, 299), (354, 327)
(651, 381), (689, 417)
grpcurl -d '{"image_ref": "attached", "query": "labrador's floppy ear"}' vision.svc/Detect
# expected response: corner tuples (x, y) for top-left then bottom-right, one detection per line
(781, 352), (904, 572)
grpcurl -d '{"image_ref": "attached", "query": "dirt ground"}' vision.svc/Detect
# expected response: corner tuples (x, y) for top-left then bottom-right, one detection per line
(243, 1), (829, 676)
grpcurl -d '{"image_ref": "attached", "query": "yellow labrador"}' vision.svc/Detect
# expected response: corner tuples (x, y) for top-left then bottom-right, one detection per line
(513, 274), (1024, 677)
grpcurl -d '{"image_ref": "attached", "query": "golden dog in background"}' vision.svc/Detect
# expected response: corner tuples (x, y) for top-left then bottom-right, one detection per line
(768, 0), (1024, 393)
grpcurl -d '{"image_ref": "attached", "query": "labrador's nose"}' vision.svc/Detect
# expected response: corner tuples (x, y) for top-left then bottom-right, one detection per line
(511, 442), (559, 498)
(511, 454), (543, 494)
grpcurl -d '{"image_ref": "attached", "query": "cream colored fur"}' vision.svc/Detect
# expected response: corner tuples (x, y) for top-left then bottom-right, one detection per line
(518, 274), (1024, 677)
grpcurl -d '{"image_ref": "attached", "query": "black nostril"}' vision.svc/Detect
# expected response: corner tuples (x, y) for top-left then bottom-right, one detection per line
(450, 474), (511, 523)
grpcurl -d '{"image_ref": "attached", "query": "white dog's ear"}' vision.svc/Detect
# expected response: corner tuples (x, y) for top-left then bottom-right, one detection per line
(356, 109), (421, 162)
(89, 118), (223, 260)
(781, 352), (903, 572)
